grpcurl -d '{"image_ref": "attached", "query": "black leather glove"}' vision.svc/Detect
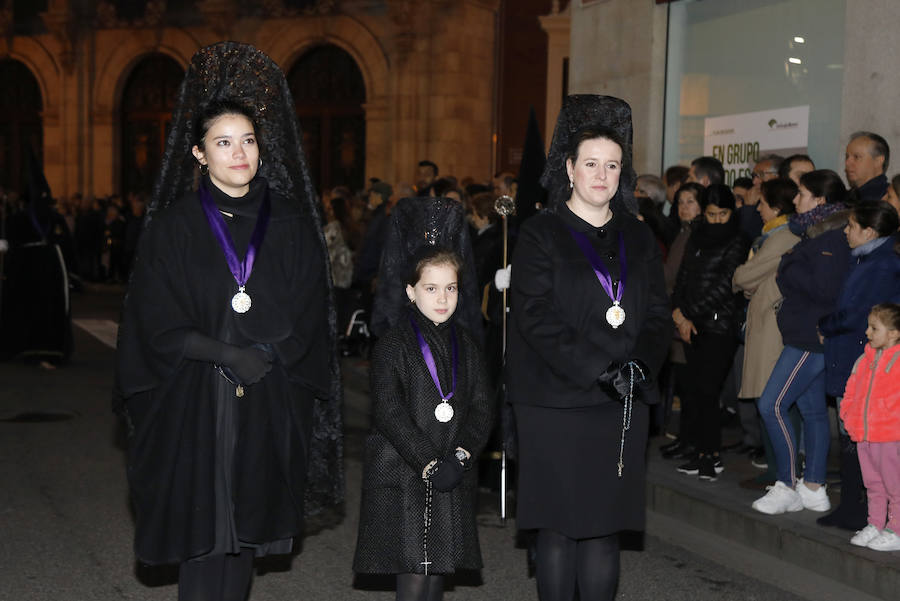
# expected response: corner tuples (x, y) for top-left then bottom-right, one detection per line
(429, 457), (465, 492)
(598, 360), (649, 401)
(221, 344), (274, 385)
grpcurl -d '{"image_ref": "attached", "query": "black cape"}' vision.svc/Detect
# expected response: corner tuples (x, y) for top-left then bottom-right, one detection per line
(0, 208), (74, 361)
(115, 179), (334, 564)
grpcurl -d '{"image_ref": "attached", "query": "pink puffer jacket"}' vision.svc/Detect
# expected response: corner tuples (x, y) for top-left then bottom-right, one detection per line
(841, 343), (900, 443)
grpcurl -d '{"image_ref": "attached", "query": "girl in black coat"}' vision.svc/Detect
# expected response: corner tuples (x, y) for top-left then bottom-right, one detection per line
(671, 184), (751, 480)
(507, 96), (672, 601)
(354, 247), (494, 601)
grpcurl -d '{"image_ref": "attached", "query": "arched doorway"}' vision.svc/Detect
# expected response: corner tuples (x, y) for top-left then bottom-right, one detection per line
(0, 59), (43, 197)
(288, 45), (366, 193)
(119, 54), (184, 197)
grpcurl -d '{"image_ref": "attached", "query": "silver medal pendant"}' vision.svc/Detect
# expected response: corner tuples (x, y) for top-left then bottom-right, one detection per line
(434, 400), (454, 423)
(231, 287), (252, 313)
(606, 301), (626, 329)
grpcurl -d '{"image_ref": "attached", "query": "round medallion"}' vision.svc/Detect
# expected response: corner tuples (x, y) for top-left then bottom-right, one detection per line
(231, 290), (252, 313)
(435, 400), (454, 423)
(606, 302), (626, 329)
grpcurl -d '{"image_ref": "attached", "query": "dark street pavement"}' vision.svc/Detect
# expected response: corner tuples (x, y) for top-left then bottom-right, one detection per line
(0, 286), (888, 600)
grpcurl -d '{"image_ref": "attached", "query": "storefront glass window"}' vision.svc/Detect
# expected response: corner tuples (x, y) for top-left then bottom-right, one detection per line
(663, 0), (846, 182)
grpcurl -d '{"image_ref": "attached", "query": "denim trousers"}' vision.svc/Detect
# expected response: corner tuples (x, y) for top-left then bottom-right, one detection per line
(756, 345), (829, 486)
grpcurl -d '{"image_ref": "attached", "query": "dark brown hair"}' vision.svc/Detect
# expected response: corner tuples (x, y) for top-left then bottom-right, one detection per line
(761, 178), (798, 216)
(851, 201), (900, 238)
(193, 98), (259, 150)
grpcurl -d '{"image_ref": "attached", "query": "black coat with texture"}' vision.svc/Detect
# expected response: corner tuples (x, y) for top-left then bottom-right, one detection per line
(354, 308), (494, 574)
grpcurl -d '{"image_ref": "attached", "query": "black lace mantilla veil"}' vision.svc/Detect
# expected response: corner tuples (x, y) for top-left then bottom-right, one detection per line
(370, 196), (483, 340)
(118, 41), (344, 526)
(540, 94), (638, 216)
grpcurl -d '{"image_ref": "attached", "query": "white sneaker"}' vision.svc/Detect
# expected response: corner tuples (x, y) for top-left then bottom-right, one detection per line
(867, 529), (900, 551)
(850, 524), (881, 547)
(752, 481), (803, 514)
(796, 479), (831, 512)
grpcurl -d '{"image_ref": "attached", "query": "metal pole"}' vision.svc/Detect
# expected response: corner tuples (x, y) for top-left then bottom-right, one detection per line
(493, 195), (516, 522)
(0, 190), (7, 318)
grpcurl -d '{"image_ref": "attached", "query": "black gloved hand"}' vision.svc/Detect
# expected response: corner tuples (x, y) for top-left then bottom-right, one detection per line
(598, 360), (649, 401)
(429, 457), (465, 492)
(222, 344), (273, 385)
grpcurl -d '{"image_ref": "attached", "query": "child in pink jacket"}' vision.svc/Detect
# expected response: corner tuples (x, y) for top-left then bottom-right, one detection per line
(841, 303), (900, 551)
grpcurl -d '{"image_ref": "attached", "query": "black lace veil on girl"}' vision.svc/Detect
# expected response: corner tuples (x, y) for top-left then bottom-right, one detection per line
(370, 196), (483, 341)
(540, 94), (638, 216)
(121, 41), (344, 524)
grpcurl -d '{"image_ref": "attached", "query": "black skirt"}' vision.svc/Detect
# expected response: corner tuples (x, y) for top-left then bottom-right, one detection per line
(514, 401), (649, 539)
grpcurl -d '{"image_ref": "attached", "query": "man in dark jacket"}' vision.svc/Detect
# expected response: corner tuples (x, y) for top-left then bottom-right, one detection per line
(353, 181), (393, 291)
(845, 131), (890, 204)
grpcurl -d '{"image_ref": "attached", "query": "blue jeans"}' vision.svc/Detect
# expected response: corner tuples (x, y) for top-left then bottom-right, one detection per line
(756, 346), (829, 486)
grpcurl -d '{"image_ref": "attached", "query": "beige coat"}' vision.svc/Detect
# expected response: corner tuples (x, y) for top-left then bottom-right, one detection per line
(732, 225), (800, 398)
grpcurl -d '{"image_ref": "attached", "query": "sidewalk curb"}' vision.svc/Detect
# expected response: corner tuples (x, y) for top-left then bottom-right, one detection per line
(646, 466), (900, 600)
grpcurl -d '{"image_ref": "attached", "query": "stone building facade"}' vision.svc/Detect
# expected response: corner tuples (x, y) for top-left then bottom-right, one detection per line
(0, 0), (502, 200)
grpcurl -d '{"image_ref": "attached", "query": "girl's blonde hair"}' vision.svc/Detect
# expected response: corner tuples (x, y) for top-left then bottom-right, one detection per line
(870, 303), (900, 331)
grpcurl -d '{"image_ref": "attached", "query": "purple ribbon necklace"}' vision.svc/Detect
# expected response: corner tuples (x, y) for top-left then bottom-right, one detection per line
(198, 181), (271, 314)
(567, 227), (628, 328)
(409, 316), (459, 423)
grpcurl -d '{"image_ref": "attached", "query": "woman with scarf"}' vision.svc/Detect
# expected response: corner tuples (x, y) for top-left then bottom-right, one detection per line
(751, 169), (850, 515)
(732, 178), (800, 485)
(115, 43), (342, 601)
(507, 95), (671, 601)
(671, 184), (750, 481)
(816, 200), (900, 530)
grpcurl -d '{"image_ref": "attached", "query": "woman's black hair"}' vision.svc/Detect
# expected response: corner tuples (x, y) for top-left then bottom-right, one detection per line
(870, 303), (900, 333)
(704, 184), (736, 211)
(851, 200), (900, 238)
(405, 246), (463, 287)
(799, 169), (847, 205)
(761, 178), (798, 216)
(192, 98), (259, 150)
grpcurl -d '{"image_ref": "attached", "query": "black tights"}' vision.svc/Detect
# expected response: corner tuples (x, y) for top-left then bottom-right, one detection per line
(396, 573), (444, 601)
(535, 529), (619, 601)
(178, 548), (255, 601)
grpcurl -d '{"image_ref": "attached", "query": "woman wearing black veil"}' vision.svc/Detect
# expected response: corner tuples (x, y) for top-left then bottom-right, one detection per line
(506, 95), (672, 600)
(114, 43), (342, 601)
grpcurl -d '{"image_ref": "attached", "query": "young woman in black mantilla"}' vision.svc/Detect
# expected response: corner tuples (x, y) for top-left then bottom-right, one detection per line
(114, 43), (342, 601)
(354, 199), (494, 601)
(506, 95), (672, 601)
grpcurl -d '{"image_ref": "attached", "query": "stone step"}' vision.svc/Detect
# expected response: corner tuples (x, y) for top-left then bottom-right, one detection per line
(647, 443), (900, 600)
